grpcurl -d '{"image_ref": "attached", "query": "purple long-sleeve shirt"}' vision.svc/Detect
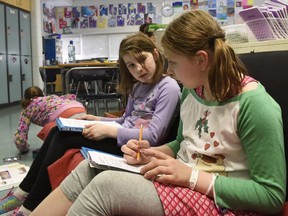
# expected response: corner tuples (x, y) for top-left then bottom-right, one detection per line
(101, 76), (181, 146)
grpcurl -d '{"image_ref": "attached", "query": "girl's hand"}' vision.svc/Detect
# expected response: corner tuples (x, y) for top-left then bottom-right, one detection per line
(77, 114), (101, 121)
(140, 148), (191, 187)
(121, 140), (151, 165)
(82, 123), (117, 141)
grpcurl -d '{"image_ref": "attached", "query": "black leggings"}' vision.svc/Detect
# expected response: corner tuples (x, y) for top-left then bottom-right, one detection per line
(19, 126), (122, 211)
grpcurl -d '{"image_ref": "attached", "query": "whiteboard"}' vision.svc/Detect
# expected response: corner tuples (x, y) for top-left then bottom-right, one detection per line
(109, 34), (128, 60)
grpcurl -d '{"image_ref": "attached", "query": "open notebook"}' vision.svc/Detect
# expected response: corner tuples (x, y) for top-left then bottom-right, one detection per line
(86, 148), (144, 174)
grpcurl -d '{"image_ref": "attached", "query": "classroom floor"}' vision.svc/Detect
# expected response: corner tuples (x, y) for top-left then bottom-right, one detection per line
(0, 104), (42, 215)
(0, 100), (119, 214)
(0, 104), (41, 168)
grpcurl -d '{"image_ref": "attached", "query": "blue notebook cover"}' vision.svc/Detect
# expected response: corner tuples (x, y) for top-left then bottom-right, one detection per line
(56, 118), (83, 132)
(81, 147), (122, 159)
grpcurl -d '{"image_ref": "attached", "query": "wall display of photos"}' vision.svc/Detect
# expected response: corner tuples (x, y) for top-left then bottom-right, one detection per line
(42, 0), (255, 35)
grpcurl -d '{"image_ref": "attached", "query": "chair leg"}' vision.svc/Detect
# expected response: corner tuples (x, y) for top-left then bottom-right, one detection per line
(105, 99), (109, 112)
(117, 98), (122, 110)
(93, 100), (99, 116)
(76, 82), (81, 96)
(50, 83), (54, 94)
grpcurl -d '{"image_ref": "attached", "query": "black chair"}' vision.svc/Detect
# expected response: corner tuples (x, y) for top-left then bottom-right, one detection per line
(238, 50), (288, 203)
(65, 67), (123, 115)
(39, 68), (59, 95)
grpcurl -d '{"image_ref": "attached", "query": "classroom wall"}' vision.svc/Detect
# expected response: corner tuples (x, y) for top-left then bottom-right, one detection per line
(43, 0), (261, 63)
(41, 0), (265, 62)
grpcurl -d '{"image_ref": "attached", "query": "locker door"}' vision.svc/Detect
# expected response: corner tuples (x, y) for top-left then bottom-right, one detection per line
(20, 11), (31, 56)
(6, 6), (20, 55)
(0, 4), (6, 54)
(0, 54), (8, 104)
(21, 56), (32, 94)
(8, 55), (21, 102)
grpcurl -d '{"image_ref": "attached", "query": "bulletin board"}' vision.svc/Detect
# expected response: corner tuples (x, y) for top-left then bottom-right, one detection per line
(42, 0), (261, 36)
(42, 0), (263, 60)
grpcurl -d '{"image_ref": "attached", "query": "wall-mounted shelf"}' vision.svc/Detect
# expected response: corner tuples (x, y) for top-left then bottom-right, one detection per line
(231, 39), (288, 54)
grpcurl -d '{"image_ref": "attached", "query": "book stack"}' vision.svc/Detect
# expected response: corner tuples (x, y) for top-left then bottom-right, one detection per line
(239, 1), (288, 41)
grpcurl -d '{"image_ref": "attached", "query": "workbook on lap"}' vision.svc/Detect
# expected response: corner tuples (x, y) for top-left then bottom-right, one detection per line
(87, 149), (144, 174)
(56, 117), (122, 132)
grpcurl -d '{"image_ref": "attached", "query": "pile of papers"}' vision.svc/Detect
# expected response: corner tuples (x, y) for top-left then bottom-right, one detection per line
(239, 0), (288, 40)
(0, 163), (30, 191)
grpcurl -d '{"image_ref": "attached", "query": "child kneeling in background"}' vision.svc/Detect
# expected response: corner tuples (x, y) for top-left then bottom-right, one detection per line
(14, 86), (86, 153)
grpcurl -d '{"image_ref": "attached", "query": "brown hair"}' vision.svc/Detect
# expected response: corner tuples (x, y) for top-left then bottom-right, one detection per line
(139, 23), (157, 38)
(21, 86), (44, 108)
(161, 10), (248, 102)
(117, 32), (165, 95)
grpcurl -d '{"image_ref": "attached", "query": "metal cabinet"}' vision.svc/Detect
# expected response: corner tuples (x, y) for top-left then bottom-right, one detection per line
(6, 6), (20, 55)
(20, 10), (31, 56)
(21, 55), (32, 93)
(20, 10), (32, 95)
(0, 54), (8, 104)
(0, 4), (5, 54)
(0, 4), (8, 104)
(0, 3), (32, 105)
(8, 55), (21, 102)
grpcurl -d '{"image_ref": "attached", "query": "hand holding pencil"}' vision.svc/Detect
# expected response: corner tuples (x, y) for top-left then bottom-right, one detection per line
(136, 124), (143, 160)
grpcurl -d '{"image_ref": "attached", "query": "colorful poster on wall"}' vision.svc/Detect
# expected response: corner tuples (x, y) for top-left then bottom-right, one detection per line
(70, 7), (80, 29)
(98, 16), (108, 28)
(128, 3), (137, 14)
(108, 16), (117, 27)
(42, 3), (56, 33)
(127, 14), (135, 26)
(117, 15), (125, 26)
(79, 6), (98, 28)
(135, 13), (144, 25)
(217, 0), (228, 24)
(80, 17), (89, 28)
(109, 4), (117, 15)
(242, 0), (254, 9)
(118, 4), (127, 15)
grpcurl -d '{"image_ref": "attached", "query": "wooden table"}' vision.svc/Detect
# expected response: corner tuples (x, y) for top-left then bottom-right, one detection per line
(40, 61), (119, 94)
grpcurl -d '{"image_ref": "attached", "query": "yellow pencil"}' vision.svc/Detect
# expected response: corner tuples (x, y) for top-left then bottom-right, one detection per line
(137, 124), (143, 160)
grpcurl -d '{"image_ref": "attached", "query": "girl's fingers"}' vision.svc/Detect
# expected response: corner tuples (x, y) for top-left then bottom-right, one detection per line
(121, 145), (137, 158)
(141, 148), (170, 160)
